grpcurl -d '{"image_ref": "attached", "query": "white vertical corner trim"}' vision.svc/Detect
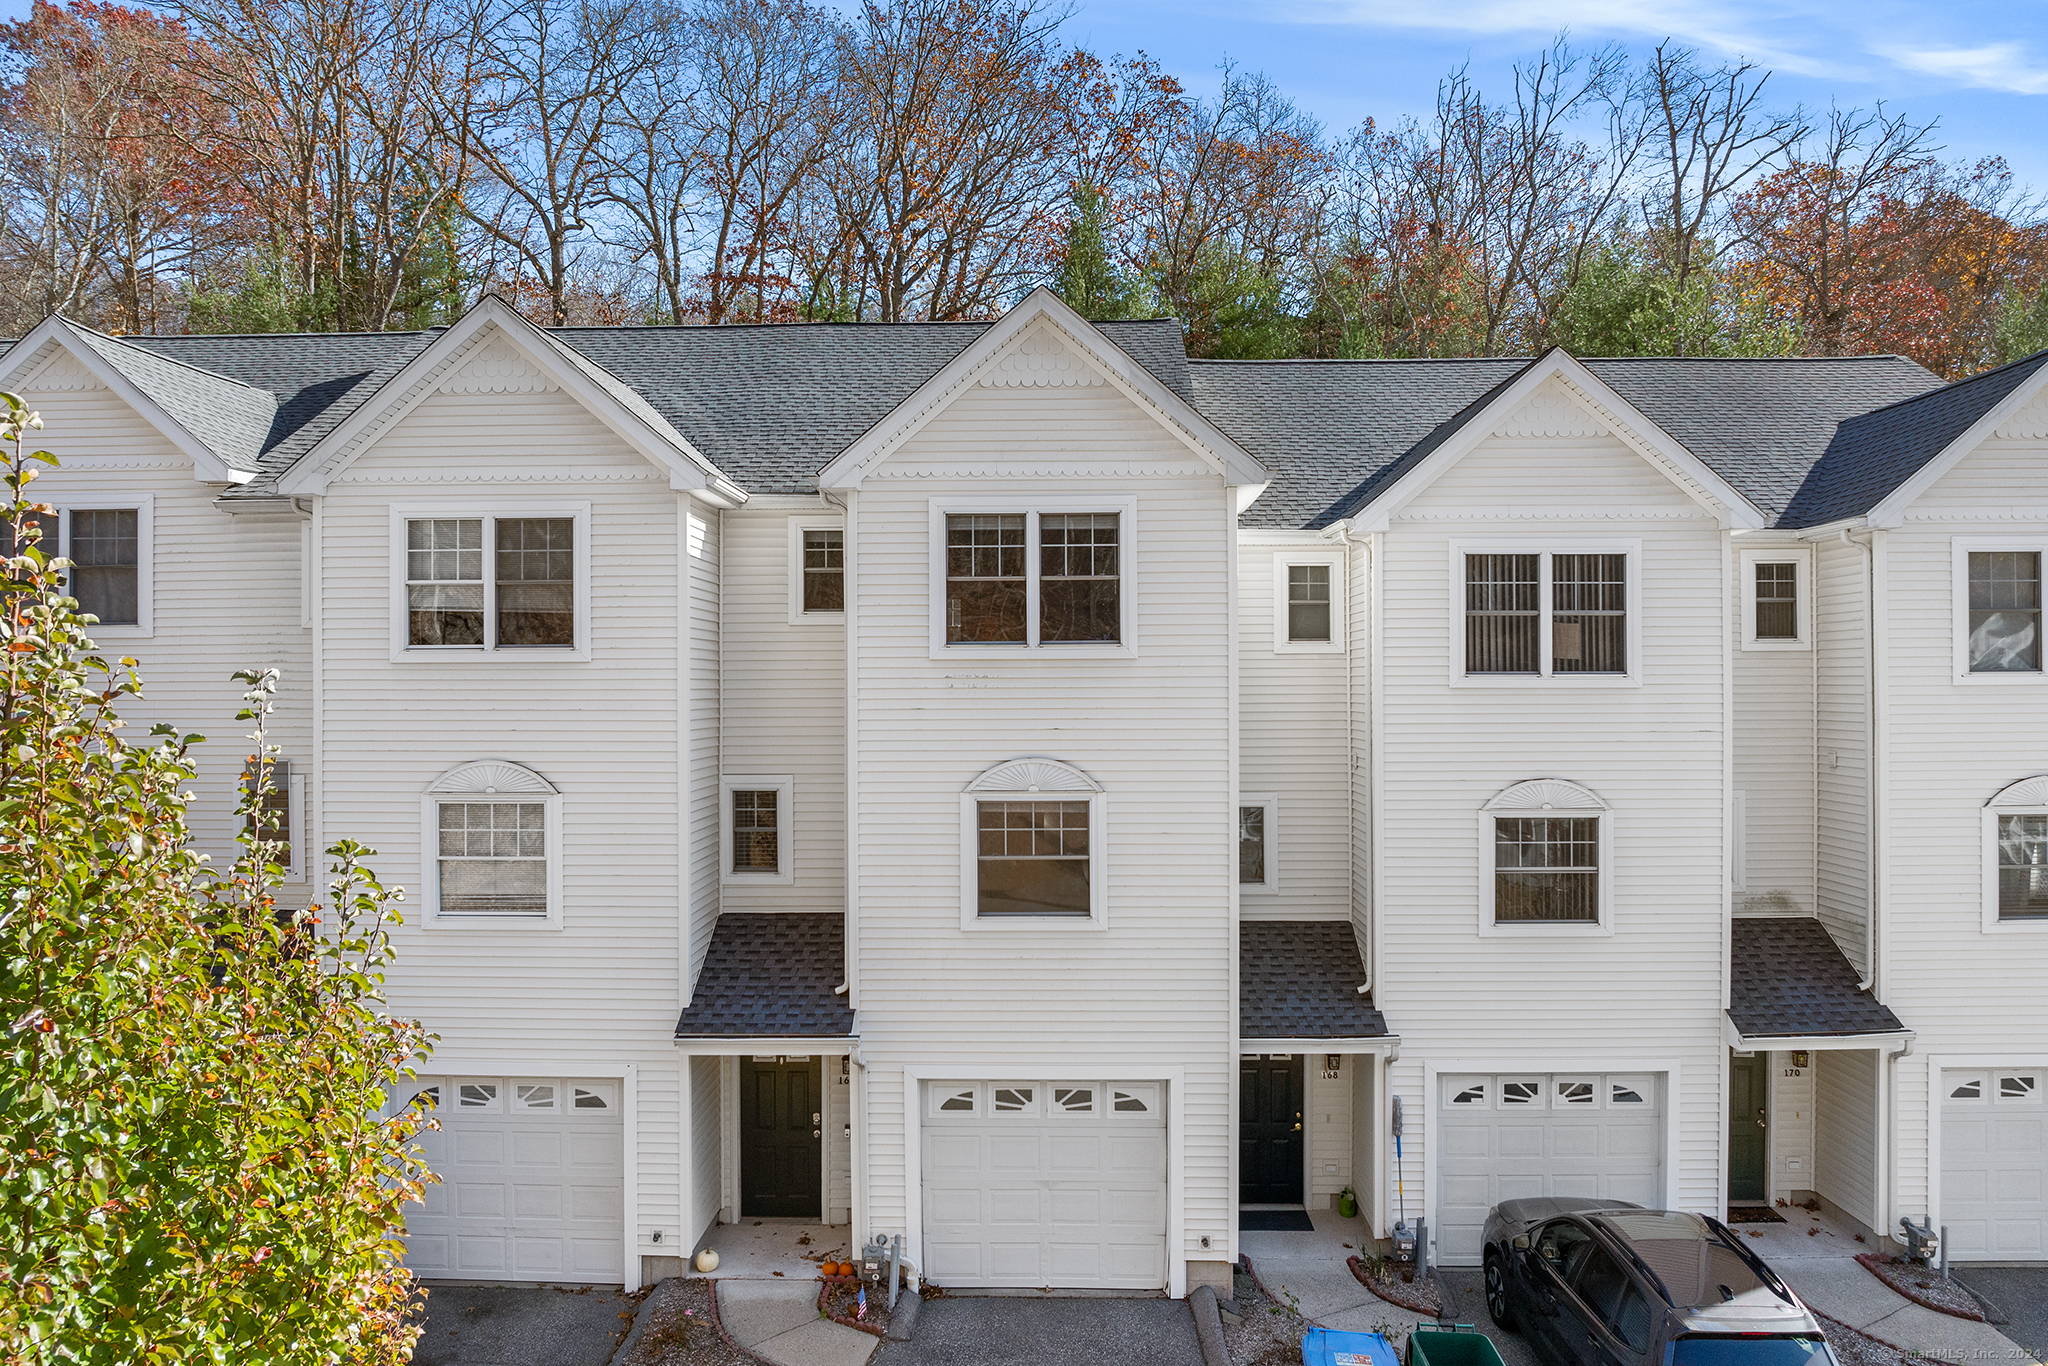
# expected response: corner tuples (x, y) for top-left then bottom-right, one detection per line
(1239, 793), (1280, 896)
(1272, 548), (1345, 654)
(787, 514), (846, 625)
(843, 489), (861, 1012)
(1738, 547), (1813, 651)
(1476, 779), (1615, 938)
(1445, 538), (1644, 689)
(958, 758), (1109, 932)
(925, 496), (1140, 659)
(899, 1064), (1188, 1298)
(299, 520), (314, 629)
(1980, 775), (2048, 934)
(1949, 536), (2048, 685)
(720, 773), (796, 886)
(623, 1061), (641, 1292)
(1732, 790), (1748, 894)
(386, 500), (594, 663)
(417, 759), (565, 929)
(677, 496), (692, 1012)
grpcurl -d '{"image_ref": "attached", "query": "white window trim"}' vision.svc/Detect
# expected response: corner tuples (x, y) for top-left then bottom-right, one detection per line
(1738, 548), (1811, 651)
(722, 774), (795, 885)
(1477, 778), (1615, 937)
(927, 496), (1138, 660)
(388, 501), (592, 663)
(417, 759), (565, 929)
(787, 515), (845, 625)
(1240, 792), (1279, 895)
(1952, 537), (2048, 684)
(1273, 550), (1344, 653)
(1981, 775), (2048, 932)
(957, 757), (1109, 931)
(34, 493), (155, 637)
(1447, 538), (1643, 688)
(245, 758), (306, 882)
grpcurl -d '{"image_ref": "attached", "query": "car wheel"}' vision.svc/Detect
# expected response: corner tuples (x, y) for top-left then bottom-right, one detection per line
(1484, 1252), (1520, 1333)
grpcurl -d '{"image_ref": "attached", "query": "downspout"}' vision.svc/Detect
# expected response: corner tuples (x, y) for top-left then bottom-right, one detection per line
(1885, 1035), (1914, 1248)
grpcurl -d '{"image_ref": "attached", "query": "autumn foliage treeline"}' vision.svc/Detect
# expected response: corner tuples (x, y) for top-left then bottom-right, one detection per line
(4, 0), (2047, 378)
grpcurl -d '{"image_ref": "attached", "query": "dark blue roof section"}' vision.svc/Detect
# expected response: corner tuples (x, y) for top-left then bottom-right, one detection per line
(676, 913), (854, 1038)
(1785, 350), (2048, 527)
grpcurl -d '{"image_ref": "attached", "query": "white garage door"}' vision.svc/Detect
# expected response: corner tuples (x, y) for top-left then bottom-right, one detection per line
(1942, 1067), (2046, 1261)
(398, 1075), (625, 1283)
(1437, 1072), (1663, 1266)
(921, 1080), (1167, 1290)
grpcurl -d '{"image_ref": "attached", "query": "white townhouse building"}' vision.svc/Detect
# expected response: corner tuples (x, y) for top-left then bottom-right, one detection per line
(5, 290), (2046, 1298)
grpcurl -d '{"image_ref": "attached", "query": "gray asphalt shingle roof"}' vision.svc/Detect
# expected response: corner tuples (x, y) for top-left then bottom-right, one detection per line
(69, 328), (280, 474)
(1728, 917), (1909, 1039)
(674, 913), (854, 1038)
(1240, 920), (1390, 1040)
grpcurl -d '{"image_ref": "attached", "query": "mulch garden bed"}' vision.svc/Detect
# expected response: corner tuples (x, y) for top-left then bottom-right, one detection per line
(1349, 1255), (1445, 1316)
(1227, 1260), (1322, 1366)
(1855, 1254), (1986, 1321)
(613, 1277), (756, 1366)
(818, 1275), (892, 1337)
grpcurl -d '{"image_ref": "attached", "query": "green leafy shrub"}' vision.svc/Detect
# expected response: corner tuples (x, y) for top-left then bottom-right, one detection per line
(0, 394), (435, 1364)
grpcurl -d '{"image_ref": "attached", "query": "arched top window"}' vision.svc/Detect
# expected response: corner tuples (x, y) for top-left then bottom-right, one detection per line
(960, 758), (1107, 930)
(1985, 776), (2048, 926)
(1480, 778), (1611, 934)
(421, 761), (561, 926)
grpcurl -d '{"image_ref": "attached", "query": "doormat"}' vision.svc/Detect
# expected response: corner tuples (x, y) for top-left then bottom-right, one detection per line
(1725, 1206), (1786, 1224)
(1240, 1210), (1316, 1232)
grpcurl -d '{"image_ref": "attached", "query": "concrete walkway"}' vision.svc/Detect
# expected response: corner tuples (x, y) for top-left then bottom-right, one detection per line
(715, 1277), (878, 1366)
(1238, 1208), (1442, 1338)
(1733, 1208), (2042, 1364)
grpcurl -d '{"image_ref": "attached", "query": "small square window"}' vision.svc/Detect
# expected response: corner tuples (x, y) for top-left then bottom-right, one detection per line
(1754, 563), (1798, 639)
(68, 508), (140, 626)
(1274, 553), (1343, 652)
(803, 529), (844, 612)
(723, 776), (794, 884)
(1287, 565), (1332, 642)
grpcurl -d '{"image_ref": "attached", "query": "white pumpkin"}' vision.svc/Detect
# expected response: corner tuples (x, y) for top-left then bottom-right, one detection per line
(693, 1248), (720, 1273)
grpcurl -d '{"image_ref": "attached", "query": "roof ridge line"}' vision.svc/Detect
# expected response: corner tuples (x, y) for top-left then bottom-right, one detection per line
(86, 326), (277, 396)
(1842, 347), (2048, 423)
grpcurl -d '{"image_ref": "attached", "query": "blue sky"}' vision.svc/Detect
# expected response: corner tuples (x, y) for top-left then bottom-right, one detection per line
(1065, 0), (2048, 191)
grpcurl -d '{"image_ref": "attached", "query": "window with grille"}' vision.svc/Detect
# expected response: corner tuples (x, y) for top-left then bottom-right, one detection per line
(1287, 564), (1331, 642)
(1968, 551), (2041, 673)
(976, 799), (1091, 915)
(802, 529), (844, 612)
(68, 509), (140, 626)
(400, 509), (583, 654)
(244, 757), (293, 873)
(437, 801), (548, 915)
(1494, 816), (1600, 923)
(1998, 813), (2048, 918)
(938, 506), (1129, 650)
(1754, 563), (1798, 640)
(1462, 549), (1631, 677)
(732, 790), (779, 873)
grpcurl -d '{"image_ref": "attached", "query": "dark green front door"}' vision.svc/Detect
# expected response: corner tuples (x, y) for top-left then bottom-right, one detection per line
(741, 1055), (822, 1218)
(1240, 1054), (1305, 1205)
(1728, 1051), (1768, 1202)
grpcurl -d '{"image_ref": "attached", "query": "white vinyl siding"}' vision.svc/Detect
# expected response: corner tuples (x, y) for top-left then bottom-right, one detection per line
(1814, 1049), (1879, 1233)
(1814, 536), (1872, 977)
(1733, 542), (1816, 916)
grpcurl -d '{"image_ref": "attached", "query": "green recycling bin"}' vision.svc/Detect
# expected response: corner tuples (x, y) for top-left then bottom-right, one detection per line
(1407, 1324), (1507, 1366)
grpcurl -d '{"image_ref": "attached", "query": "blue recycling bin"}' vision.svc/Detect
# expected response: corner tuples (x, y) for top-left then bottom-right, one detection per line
(1301, 1327), (1402, 1366)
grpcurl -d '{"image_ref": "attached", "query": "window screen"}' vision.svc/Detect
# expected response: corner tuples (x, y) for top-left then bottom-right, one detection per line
(1466, 554), (1539, 672)
(1552, 553), (1625, 673)
(977, 799), (1089, 915)
(69, 508), (138, 625)
(438, 801), (547, 915)
(1969, 551), (2041, 672)
(407, 518), (484, 645)
(731, 789), (779, 872)
(1755, 562), (1798, 639)
(496, 517), (574, 646)
(1040, 513), (1119, 642)
(1288, 564), (1331, 642)
(802, 529), (844, 612)
(1495, 816), (1599, 922)
(244, 758), (291, 869)
(1239, 805), (1266, 883)
(946, 514), (1025, 642)
(1998, 813), (2048, 918)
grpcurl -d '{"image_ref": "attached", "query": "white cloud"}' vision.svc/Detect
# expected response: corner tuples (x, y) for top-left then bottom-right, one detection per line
(1880, 42), (2048, 94)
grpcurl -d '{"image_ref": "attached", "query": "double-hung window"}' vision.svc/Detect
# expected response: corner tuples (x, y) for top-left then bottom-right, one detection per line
(420, 760), (563, 926)
(1739, 549), (1809, 650)
(1455, 542), (1638, 683)
(1983, 776), (2048, 929)
(1959, 545), (2043, 677)
(721, 775), (794, 885)
(8, 500), (152, 633)
(243, 757), (305, 881)
(1273, 550), (1344, 653)
(1480, 780), (1612, 933)
(1239, 793), (1278, 892)
(788, 518), (845, 622)
(959, 758), (1107, 928)
(932, 501), (1134, 654)
(394, 505), (588, 658)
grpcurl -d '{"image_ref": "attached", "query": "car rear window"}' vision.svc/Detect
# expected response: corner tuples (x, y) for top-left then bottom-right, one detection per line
(1671, 1336), (1836, 1366)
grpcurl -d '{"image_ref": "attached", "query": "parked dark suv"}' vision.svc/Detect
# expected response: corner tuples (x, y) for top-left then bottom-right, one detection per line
(1480, 1198), (1838, 1366)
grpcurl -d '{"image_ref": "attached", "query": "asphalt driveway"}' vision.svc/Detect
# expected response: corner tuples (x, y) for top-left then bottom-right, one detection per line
(1951, 1267), (2048, 1362)
(874, 1295), (1203, 1366)
(411, 1283), (642, 1366)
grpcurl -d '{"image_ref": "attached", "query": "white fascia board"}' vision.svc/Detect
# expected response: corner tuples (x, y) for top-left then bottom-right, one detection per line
(1238, 1037), (1401, 1052)
(278, 297), (743, 501)
(0, 317), (240, 483)
(1864, 363), (2048, 528)
(1720, 1016), (1913, 1052)
(670, 1037), (857, 1056)
(1792, 516), (1874, 540)
(816, 286), (1270, 490)
(1344, 349), (1766, 533)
